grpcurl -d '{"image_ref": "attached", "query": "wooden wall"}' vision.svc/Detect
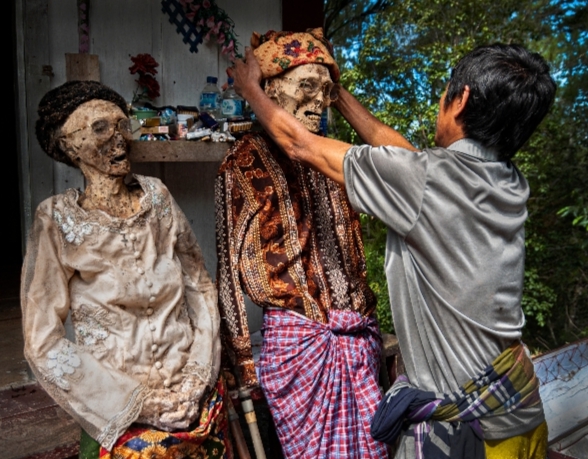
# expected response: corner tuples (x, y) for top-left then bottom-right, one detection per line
(15, 0), (282, 332)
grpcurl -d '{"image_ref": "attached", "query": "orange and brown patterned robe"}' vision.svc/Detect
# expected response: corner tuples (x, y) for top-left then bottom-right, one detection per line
(215, 133), (377, 388)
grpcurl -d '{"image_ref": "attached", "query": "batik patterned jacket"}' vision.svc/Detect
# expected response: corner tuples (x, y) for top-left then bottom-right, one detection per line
(215, 133), (377, 388)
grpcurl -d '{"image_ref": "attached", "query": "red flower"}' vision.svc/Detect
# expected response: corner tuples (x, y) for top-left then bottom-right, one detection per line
(129, 54), (159, 75)
(137, 74), (160, 99)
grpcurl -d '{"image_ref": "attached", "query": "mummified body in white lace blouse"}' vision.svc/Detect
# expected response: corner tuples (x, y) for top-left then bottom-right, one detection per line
(21, 174), (221, 450)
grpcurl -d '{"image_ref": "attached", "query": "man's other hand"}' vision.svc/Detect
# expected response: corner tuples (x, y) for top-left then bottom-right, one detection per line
(233, 47), (263, 99)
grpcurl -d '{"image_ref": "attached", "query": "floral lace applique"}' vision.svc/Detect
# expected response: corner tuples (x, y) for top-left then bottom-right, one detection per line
(145, 181), (171, 220)
(72, 305), (114, 355)
(46, 341), (81, 390)
(53, 209), (94, 246)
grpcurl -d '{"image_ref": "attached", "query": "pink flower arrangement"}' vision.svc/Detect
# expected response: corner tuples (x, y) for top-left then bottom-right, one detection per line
(179, 0), (240, 62)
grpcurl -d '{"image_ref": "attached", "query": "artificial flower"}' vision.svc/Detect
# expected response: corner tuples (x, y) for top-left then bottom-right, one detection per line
(129, 53), (159, 75)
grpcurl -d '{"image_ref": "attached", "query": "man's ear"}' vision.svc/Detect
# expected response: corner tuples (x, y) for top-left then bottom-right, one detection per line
(454, 85), (470, 118)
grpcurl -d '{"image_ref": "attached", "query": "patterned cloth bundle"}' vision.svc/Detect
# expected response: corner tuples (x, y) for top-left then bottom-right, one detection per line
(371, 341), (541, 458)
(258, 308), (388, 458)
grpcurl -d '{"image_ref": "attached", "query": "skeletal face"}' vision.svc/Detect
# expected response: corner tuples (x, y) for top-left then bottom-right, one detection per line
(59, 99), (132, 177)
(265, 64), (334, 133)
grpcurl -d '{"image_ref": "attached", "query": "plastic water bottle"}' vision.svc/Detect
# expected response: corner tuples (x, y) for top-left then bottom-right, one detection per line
(199, 76), (222, 119)
(221, 77), (244, 119)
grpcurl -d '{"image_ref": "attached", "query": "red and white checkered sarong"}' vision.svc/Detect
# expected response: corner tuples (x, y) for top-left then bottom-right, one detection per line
(258, 308), (389, 458)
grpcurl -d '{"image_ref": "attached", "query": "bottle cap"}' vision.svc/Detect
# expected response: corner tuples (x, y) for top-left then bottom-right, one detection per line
(228, 77), (234, 85)
(206, 76), (218, 84)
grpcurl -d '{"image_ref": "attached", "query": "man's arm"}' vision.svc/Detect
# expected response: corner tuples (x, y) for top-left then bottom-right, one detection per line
(333, 87), (417, 150)
(233, 48), (417, 186)
(233, 48), (350, 185)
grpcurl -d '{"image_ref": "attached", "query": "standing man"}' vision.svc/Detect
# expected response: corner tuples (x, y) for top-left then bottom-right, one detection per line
(215, 28), (388, 458)
(232, 43), (556, 459)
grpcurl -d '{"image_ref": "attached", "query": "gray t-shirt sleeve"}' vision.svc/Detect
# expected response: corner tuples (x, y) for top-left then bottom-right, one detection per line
(344, 144), (428, 237)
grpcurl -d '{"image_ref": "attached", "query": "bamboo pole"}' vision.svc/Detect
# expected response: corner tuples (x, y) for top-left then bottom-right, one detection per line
(239, 388), (267, 459)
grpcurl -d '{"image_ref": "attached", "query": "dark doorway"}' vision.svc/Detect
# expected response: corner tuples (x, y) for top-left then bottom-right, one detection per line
(3, 0), (22, 294)
(1, 0), (26, 390)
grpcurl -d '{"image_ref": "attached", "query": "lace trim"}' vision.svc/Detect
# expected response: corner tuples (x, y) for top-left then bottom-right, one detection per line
(182, 362), (214, 385)
(96, 383), (151, 450)
(56, 175), (171, 237)
(145, 180), (172, 220)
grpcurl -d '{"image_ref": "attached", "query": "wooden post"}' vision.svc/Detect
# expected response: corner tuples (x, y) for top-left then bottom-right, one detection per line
(65, 0), (100, 82)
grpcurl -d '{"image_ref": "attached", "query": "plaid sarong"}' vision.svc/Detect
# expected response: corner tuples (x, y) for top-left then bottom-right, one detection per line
(258, 308), (389, 459)
(371, 341), (542, 459)
(98, 377), (232, 459)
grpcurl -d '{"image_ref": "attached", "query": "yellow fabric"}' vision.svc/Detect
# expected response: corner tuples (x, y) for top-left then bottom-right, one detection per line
(485, 421), (548, 459)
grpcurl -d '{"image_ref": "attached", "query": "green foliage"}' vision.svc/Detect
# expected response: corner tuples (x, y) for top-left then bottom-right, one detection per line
(360, 214), (393, 334)
(326, 0), (588, 349)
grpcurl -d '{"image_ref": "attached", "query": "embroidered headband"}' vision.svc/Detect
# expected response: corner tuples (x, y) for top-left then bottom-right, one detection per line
(251, 28), (340, 82)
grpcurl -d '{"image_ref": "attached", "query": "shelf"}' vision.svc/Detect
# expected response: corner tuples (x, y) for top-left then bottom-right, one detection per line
(129, 140), (232, 162)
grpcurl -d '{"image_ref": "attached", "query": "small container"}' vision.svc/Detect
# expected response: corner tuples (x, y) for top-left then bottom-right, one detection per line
(222, 77), (245, 119)
(177, 114), (194, 139)
(199, 76), (222, 119)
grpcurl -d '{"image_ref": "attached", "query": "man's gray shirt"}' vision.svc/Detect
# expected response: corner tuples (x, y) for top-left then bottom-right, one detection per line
(344, 139), (544, 440)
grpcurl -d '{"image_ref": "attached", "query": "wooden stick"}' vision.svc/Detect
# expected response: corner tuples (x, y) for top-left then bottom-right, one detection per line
(226, 395), (252, 459)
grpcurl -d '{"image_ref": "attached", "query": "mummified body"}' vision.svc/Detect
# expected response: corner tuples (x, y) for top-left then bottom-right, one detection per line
(215, 28), (388, 459)
(22, 81), (230, 458)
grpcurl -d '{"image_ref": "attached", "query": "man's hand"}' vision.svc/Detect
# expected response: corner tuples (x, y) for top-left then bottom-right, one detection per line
(232, 47), (263, 99)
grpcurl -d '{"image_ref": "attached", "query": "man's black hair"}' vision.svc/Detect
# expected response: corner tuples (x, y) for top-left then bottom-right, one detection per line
(445, 43), (556, 160)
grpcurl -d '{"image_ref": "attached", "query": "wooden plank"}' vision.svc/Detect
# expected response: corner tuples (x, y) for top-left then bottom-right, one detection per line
(0, 300), (32, 390)
(158, 0), (220, 107)
(91, 0), (155, 101)
(221, 0), (282, 74)
(48, 0), (79, 86)
(65, 53), (100, 81)
(20, 0), (55, 237)
(161, 161), (221, 280)
(21, 443), (79, 459)
(0, 383), (80, 459)
(129, 140), (230, 162)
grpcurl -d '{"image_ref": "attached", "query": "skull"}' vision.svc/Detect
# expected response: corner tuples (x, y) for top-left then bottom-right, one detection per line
(58, 99), (133, 177)
(264, 63), (334, 133)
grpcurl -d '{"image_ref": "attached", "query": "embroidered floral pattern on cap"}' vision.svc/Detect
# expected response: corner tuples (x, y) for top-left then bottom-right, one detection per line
(251, 28), (340, 81)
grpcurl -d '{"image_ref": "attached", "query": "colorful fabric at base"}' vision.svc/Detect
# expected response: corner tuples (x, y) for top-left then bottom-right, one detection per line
(485, 420), (548, 459)
(371, 341), (542, 459)
(99, 377), (232, 459)
(258, 308), (388, 459)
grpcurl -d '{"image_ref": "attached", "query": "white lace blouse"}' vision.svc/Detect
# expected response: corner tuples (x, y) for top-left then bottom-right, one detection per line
(21, 175), (221, 450)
